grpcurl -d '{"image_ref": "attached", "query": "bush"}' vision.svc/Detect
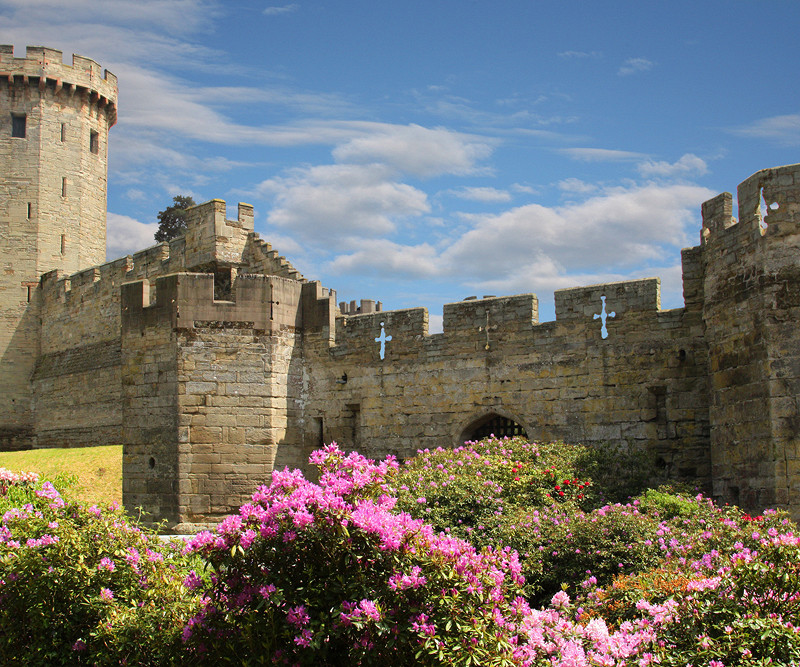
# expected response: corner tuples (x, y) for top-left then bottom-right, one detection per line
(390, 437), (662, 604)
(0, 471), (200, 665)
(183, 445), (527, 666)
(2, 439), (800, 666)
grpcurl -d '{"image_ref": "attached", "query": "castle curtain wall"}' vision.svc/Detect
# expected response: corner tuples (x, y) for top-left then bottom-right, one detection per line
(302, 279), (711, 486)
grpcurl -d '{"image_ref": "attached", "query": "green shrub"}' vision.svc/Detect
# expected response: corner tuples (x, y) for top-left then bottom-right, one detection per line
(0, 478), (201, 665)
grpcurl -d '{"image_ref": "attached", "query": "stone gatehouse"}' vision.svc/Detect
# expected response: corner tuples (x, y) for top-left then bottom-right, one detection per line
(2, 46), (799, 531)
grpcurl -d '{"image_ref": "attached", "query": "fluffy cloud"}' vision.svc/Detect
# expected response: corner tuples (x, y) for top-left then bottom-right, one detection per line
(259, 164), (430, 244)
(318, 181), (713, 316)
(558, 178), (598, 194)
(0, 0), (217, 35)
(446, 187), (512, 203)
(106, 212), (159, 260)
(263, 4), (299, 16)
(618, 58), (654, 76)
(332, 124), (493, 177)
(326, 239), (439, 278)
(637, 154), (708, 178)
(441, 183), (711, 278)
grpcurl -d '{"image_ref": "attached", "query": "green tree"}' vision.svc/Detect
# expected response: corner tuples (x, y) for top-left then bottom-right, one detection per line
(154, 195), (196, 242)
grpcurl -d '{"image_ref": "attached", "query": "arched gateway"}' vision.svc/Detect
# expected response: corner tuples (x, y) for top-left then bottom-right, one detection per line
(459, 412), (528, 443)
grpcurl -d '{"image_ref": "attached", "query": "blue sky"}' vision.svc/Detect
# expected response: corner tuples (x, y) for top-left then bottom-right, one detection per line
(3, 1), (799, 330)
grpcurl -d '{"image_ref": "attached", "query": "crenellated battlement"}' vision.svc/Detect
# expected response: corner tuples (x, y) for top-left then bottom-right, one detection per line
(327, 277), (676, 362)
(555, 279), (661, 321)
(245, 233), (305, 281)
(0, 45), (117, 124)
(183, 199), (254, 270)
(702, 164), (800, 246)
(121, 272), (315, 333)
(339, 299), (382, 316)
(39, 199), (305, 307)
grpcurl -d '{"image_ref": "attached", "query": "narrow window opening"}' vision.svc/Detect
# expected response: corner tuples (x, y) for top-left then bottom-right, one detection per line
(62, 177), (67, 198)
(346, 403), (361, 448)
(148, 457), (156, 469)
(60, 123), (66, 142)
(90, 130), (99, 154)
(26, 285), (32, 302)
(11, 114), (26, 138)
(26, 203), (31, 219)
(60, 234), (66, 255)
(213, 268), (233, 300)
(316, 417), (324, 448)
(649, 386), (668, 439)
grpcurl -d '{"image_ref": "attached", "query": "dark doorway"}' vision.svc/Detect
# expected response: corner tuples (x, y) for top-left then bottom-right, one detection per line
(462, 413), (528, 442)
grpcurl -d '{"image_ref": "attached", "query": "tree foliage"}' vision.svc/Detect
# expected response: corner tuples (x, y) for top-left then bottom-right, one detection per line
(154, 195), (196, 243)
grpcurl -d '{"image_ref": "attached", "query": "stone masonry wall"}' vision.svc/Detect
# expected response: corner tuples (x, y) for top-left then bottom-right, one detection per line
(121, 278), (180, 524)
(702, 164), (800, 513)
(302, 271), (710, 489)
(0, 45), (116, 447)
(121, 271), (315, 528)
(26, 200), (263, 450)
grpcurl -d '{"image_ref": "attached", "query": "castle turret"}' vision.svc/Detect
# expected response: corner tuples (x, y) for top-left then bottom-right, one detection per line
(0, 45), (117, 448)
(701, 164), (800, 517)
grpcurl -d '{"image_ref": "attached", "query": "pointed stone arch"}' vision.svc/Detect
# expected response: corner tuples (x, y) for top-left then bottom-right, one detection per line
(457, 409), (529, 444)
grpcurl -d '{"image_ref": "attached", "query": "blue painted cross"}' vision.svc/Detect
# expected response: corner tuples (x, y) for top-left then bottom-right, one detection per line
(375, 321), (392, 360)
(593, 295), (615, 339)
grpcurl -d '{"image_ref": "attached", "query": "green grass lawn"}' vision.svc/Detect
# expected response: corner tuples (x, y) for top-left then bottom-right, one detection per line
(0, 445), (121, 507)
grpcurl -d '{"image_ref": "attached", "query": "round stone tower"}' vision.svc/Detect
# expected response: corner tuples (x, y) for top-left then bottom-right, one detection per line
(0, 45), (117, 448)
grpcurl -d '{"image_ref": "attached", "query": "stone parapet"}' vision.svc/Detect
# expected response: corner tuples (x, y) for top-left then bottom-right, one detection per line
(0, 45), (117, 125)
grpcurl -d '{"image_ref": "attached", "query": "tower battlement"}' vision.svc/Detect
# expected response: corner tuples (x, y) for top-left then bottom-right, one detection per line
(0, 45), (117, 124)
(702, 164), (800, 245)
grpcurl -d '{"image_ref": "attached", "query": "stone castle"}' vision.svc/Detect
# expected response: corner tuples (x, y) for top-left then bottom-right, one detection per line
(2, 46), (799, 530)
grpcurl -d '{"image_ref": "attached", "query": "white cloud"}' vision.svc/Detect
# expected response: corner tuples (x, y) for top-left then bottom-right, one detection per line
(558, 178), (598, 194)
(637, 153), (708, 178)
(263, 3), (299, 16)
(446, 187), (512, 203)
(0, 0), (218, 35)
(313, 181), (714, 315)
(332, 124), (493, 177)
(326, 239), (439, 278)
(730, 114), (800, 145)
(441, 183), (711, 279)
(558, 50), (602, 59)
(106, 212), (159, 260)
(618, 58), (654, 76)
(511, 183), (539, 195)
(124, 189), (147, 201)
(560, 147), (647, 162)
(259, 164), (430, 244)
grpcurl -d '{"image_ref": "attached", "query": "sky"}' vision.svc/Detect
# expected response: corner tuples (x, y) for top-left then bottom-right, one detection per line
(2, 0), (800, 331)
